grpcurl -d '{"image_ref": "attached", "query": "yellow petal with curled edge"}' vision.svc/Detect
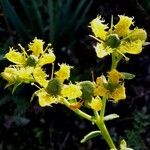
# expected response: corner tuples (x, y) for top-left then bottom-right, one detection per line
(114, 15), (134, 37)
(111, 85), (126, 102)
(95, 43), (112, 58)
(5, 48), (26, 65)
(94, 86), (108, 97)
(108, 69), (123, 84)
(37, 90), (56, 107)
(61, 84), (82, 99)
(89, 97), (102, 111)
(28, 37), (44, 57)
(96, 75), (107, 85)
(17, 67), (33, 83)
(38, 52), (55, 66)
(129, 28), (147, 42)
(90, 16), (108, 40)
(1, 67), (18, 86)
(33, 67), (48, 88)
(94, 76), (108, 97)
(55, 64), (73, 82)
(119, 40), (143, 54)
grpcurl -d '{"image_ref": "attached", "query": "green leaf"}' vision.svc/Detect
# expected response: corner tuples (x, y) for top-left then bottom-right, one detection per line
(104, 114), (119, 121)
(80, 131), (101, 143)
(122, 72), (135, 80)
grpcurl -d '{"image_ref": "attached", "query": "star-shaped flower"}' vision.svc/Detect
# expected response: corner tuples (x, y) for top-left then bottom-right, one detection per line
(90, 15), (147, 59)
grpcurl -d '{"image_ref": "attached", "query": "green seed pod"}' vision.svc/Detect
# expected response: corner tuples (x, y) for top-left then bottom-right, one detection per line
(129, 29), (147, 42)
(26, 55), (38, 66)
(80, 81), (94, 101)
(46, 78), (62, 96)
(105, 34), (120, 48)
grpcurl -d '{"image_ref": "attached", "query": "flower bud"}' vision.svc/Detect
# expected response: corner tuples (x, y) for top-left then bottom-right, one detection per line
(46, 78), (62, 96)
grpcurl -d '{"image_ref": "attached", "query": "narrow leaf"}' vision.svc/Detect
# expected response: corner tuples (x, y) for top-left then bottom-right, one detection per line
(143, 42), (150, 46)
(1, 0), (29, 38)
(80, 131), (101, 143)
(104, 114), (119, 121)
(75, 0), (93, 32)
(48, 0), (54, 42)
(122, 72), (135, 80)
(30, 0), (43, 35)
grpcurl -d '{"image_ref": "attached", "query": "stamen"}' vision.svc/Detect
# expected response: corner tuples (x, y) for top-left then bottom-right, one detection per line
(44, 43), (52, 53)
(18, 44), (28, 56)
(116, 49), (129, 61)
(31, 82), (41, 89)
(89, 35), (105, 43)
(110, 15), (114, 33)
(51, 63), (54, 79)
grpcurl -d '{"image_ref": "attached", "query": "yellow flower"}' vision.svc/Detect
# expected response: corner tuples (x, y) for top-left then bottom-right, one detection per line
(1, 67), (18, 87)
(5, 48), (26, 65)
(108, 69), (123, 84)
(94, 70), (126, 102)
(111, 85), (126, 102)
(34, 78), (63, 107)
(61, 84), (82, 99)
(55, 64), (73, 82)
(28, 37), (44, 57)
(33, 67), (48, 88)
(114, 15), (134, 37)
(36, 90), (57, 107)
(90, 16), (108, 40)
(1, 66), (34, 87)
(89, 97), (102, 111)
(90, 15), (147, 59)
(5, 38), (56, 68)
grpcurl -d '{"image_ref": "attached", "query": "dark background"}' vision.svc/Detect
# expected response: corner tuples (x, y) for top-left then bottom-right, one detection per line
(0, 0), (150, 149)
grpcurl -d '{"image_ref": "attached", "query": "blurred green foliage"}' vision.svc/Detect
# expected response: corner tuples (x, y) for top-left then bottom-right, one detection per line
(125, 109), (150, 150)
(0, 0), (92, 46)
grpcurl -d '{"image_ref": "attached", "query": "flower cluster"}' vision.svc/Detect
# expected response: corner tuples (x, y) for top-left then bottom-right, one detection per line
(1, 15), (148, 149)
(1, 38), (55, 88)
(1, 37), (128, 111)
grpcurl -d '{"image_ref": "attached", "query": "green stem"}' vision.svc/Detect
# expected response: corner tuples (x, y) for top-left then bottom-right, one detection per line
(63, 99), (94, 122)
(111, 52), (122, 70)
(95, 97), (116, 149)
